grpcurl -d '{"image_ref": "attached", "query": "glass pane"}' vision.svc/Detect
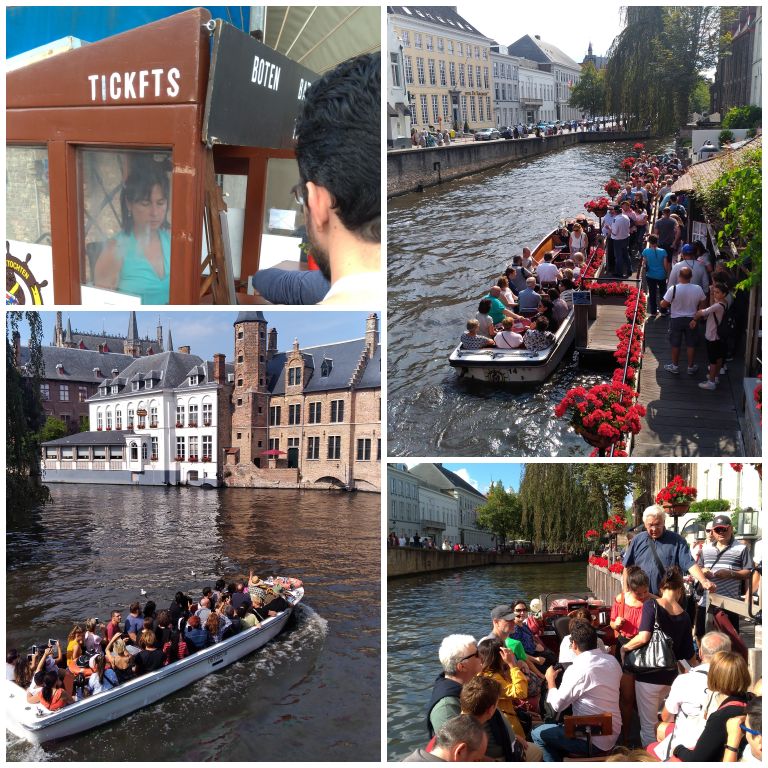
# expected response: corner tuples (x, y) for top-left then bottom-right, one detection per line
(221, 174), (248, 280)
(259, 158), (304, 269)
(80, 148), (172, 305)
(6, 145), (54, 305)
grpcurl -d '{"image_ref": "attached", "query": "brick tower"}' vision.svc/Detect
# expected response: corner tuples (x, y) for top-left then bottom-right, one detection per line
(230, 312), (270, 464)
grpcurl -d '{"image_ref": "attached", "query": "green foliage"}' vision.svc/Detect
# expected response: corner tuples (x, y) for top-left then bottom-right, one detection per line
(80, 417), (90, 432)
(690, 498), (731, 516)
(605, 6), (726, 134)
(689, 77), (711, 114)
(718, 129), (735, 145)
(722, 105), (762, 130)
(476, 482), (522, 547)
(38, 416), (67, 443)
(569, 63), (605, 118)
(6, 312), (50, 508)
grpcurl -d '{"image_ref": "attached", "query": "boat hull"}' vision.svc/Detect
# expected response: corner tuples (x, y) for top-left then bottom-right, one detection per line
(449, 313), (575, 384)
(6, 593), (300, 744)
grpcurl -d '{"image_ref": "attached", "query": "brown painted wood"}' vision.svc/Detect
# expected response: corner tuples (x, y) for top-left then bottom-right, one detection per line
(7, 8), (211, 109)
(241, 155), (269, 279)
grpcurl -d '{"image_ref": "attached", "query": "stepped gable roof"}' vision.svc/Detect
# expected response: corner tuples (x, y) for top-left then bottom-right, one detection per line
(267, 337), (380, 394)
(234, 312), (267, 325)
(506, 34), (580, 69)
(19, 346), (134, 382)
(387, 6), (490, 41)
(90, 351), (205, 398)
(42, 430), (136, 446)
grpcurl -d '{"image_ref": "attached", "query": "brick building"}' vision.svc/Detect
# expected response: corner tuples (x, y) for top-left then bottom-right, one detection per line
(711, 7), (761, 114)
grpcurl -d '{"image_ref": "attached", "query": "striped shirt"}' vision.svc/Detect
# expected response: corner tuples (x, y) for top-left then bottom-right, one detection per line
(701, 540), (753, 599)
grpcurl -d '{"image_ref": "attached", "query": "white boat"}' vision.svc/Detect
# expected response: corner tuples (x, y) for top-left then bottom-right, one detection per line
(448, 311), (575, 384)
(6, 586), (303, 744)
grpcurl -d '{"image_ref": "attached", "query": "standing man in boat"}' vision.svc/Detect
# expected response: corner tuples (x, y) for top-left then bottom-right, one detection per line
(610, 202), (633, 280)
(622, 506), (717, 599)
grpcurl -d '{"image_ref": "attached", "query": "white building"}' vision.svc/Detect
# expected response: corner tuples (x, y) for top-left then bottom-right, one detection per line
(387, 15), (412, 148)
(388, 462), (422, 539)
(751, 7), (762, 107)
(491, 47), (521, 127)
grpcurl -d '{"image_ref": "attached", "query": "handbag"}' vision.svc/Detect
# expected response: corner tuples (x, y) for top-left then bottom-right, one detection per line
(623, 600), (677, 675)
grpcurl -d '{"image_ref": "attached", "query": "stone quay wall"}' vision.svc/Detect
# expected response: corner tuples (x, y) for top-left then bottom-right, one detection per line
(388, 548), (575, 578)
(387, 130), (652, 198)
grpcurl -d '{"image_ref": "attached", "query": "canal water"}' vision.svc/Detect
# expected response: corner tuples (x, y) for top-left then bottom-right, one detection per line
(387, 561), (587, 760)
(6, 485), (380, 762)
(387, 139), (671, 457)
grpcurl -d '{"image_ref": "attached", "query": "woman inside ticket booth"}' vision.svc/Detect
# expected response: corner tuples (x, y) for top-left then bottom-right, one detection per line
(93, 155), (172, 304)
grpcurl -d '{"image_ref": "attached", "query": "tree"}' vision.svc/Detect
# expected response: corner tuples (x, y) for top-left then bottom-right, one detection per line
(6, 312), (50, 507)
(476, 482), (521, 547)
(722, 105), (761, 130)
(38, 416), (67, 443)
(689, 77), (711, 114)
(79, 417), (90, 432)
(569, 63), (605, 120)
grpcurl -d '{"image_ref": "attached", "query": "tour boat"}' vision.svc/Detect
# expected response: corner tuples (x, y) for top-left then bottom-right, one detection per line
(448, 310), (575, 384)
(530, 217), (598, 266)
(6, 586), (303, 744)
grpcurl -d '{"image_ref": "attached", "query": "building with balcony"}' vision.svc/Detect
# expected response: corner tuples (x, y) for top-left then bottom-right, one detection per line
(388, 6), (495, 132)
(387, 14), (412, 148)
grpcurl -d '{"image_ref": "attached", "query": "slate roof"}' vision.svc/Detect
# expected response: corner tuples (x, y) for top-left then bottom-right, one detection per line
(433, 463), (487, 499)
(89, 351), (219, 400)
(42, 430), (136, 446)
(19, 346), (135, 383)
(506, 34), (581, 70)
(387, 6), (491, 41)
(234, 312), (267, 324)
(267, 338), (381, 394)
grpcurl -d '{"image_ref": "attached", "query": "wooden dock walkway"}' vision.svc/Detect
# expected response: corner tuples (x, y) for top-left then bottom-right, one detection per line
(632, 313), (745, 456)
(577, 304), (627, 357)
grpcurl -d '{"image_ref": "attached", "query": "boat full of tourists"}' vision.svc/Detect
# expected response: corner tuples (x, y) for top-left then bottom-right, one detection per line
(6, 581), (303, 744)
(448, 310), (575, 384)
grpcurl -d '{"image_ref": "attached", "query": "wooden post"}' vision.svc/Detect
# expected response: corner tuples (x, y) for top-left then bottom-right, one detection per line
(575, 304), (589, 348)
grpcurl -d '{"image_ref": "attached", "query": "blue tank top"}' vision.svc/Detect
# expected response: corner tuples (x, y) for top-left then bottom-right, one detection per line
(116, 229), (171, 304)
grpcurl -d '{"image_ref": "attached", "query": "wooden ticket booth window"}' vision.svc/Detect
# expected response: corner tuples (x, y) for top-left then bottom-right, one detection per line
(6, 8), (314, 305)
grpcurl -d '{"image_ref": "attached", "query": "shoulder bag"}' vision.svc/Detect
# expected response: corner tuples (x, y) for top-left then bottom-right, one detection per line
(623, 600), (677, 675)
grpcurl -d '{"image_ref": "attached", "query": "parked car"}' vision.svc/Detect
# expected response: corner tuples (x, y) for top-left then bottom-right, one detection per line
(499, 125), (515, 139)
(474, 128), (500, 141)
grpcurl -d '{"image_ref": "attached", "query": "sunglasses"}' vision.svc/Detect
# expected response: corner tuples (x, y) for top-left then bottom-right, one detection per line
(713, 526), (730, 534)
(741, 723), (760, 737)
(459, 650), (479, 663)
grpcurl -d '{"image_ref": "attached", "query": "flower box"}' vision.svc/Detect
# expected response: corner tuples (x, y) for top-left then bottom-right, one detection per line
(106, 427), (112, 431)
(97, 427), (103, 431)
(189, 422), (198, 428)
(175, 456), (184, 462)
(203, 420), (212, 427)
(201, 456), (212, 463)
(656, 476), (697, 508)
(176, 422), (183, 428)
(150, 422), (158, 428)
(189, 456), (198, 462)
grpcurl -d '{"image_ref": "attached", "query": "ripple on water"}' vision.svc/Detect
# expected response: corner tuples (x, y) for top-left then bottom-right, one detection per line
(388, 139), (674, 457)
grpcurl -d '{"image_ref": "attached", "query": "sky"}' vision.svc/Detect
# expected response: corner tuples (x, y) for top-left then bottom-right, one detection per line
(24, 310), (377, 362)
(405, 461), (524, 495)
(455, 3), (625, 63)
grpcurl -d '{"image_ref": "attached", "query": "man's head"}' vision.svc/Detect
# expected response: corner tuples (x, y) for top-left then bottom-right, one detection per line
(522, 247), (532, 260)
(490, 604), (515, 637)
(544, 251), (554, 263)
(525, 276), (537, 289)
(705, 520), (714, 542)
(431, 714), (488, 762)
(466, 318), (480, 334)
(489, 285), (502, 298)
(642, 505), (666, 539)
(678, 266), (693, 283)
(699, 631), (731, 663)
(661, 207), (671, 217)
(200, 597), (210, 609)
(129, 602), (140, 615)
(294, 53), (380, 281)
(569, 620), (598, 654)
(438, 634), (482, 681)
(460, 676), (500, 723)
(110, 610), (122, 625)
(711, 514), (734, 544)
(745, 696), (762, 759)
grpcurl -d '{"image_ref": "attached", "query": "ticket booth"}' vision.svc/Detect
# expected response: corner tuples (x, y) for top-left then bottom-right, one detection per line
(6, 8), (318, 305)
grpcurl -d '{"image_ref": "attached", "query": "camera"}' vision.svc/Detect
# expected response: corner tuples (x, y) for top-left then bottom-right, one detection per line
(30, 644), (47, 655)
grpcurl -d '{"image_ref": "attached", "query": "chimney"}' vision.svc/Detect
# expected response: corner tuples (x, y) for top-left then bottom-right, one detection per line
(213, 353), (226, 384)
(12, 330), (21, 367)
(365, 313), (379, 358)
(179, 345), (190, 354)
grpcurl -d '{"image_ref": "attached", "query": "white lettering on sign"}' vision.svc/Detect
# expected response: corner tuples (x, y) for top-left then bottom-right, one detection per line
(87, 68), (182, 102)
(251, 55), (281, 92)
(297, 78), (312, 100)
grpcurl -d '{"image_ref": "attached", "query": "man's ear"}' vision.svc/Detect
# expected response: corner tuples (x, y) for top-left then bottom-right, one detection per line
(305, 181), (333, 228)
(450, 741), (469, 762)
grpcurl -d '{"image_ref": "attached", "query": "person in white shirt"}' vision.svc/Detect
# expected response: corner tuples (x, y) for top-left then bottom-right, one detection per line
(494, 317), (524, 349)
(557, 611), (608, 662)
(660, 267), (706, 375)
(532, 622), (622, 761)
(651, 631), (732, 759)
(610, 202), (633, 278)
(568, 223), (588, 255)
(536, 252), (561, 287)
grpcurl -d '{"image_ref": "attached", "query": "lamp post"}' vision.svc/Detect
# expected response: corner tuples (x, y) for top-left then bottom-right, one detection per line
(737, 508), (759, 555)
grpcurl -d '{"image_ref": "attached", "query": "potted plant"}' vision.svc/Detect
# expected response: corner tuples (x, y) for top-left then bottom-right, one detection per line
(655, 476), (697, 516)
(603, 513), (626, 534)
(584, 196), (612, 219)
(633, 142), (645, 152)
(604, 179), (621, 197)
(585, 529), (599, 542)
(621, 156), (636, 173)
(176, 421), (183, 428)
(555, 381), (646, 450)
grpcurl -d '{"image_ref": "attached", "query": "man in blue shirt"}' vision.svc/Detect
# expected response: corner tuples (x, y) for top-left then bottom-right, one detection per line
(623, 505), (716, 597)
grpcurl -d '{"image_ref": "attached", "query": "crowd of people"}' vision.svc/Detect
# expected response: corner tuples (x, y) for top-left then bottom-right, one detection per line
(405, 506), (761, 762)
(7, 575), (297, 712)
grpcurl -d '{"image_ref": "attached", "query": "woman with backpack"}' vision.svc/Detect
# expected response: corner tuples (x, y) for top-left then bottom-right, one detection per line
(691, 282), (730, 391)
(87, 654), (118, 695)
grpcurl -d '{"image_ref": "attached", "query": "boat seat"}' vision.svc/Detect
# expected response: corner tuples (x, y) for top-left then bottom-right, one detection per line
(553, 615), (572, 643)
(563, 713), (614, 761)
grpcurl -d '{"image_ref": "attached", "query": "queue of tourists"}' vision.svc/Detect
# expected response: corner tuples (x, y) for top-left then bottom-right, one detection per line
(6, 574), (299, 712)
(406, 506), (761, 762)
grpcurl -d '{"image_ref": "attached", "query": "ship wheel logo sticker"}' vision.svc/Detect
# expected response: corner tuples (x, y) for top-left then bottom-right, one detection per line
(6, 241), (48, 305)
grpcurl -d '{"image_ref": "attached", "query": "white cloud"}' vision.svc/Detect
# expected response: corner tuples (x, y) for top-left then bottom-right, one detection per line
(453, 468), (479, 491)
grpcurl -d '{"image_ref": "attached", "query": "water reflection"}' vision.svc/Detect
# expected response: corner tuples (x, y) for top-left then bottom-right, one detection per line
(6, 484), (380, 761)
(387, 139), (672, 457)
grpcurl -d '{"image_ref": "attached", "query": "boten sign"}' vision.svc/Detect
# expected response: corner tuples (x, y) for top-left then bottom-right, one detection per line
(7, 8), (318, 306)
